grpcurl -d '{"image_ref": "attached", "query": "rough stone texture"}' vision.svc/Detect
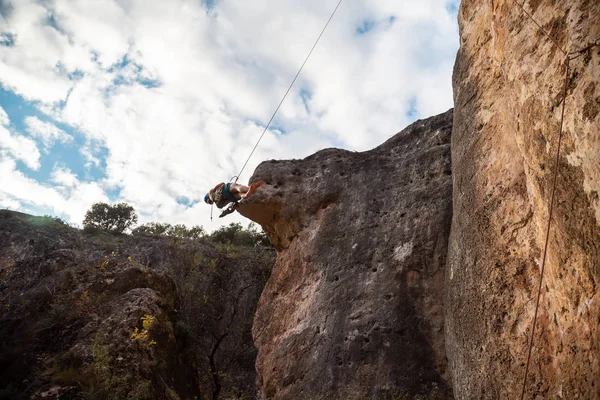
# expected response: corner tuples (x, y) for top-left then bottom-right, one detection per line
(0, 211), (199, 400)
(0, 210), (273, 400)
(448, 1), (600, 399)
(238, 110), (454, 399)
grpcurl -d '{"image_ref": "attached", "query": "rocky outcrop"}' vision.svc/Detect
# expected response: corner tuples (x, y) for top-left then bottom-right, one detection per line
(238, 110), (454, 399)
(0, 211), (199, 400)
(447, 1), (600, 398)
(0, 210), (273, 400)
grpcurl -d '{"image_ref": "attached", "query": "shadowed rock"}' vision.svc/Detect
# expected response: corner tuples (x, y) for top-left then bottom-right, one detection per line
(0, 210), (273, 400)
(238, 109), (454, 399)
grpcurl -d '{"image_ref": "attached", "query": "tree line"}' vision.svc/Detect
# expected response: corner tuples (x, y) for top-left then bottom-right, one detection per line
(82, 202), (270, 246)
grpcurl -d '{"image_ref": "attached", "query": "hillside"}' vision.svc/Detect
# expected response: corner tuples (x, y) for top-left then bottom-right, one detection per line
(0, 210), (274, 400)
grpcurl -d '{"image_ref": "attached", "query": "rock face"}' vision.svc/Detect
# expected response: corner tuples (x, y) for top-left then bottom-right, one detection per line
(448, 1), (600, 398)
(0, 211), (198, 400)
(239, 109), (454, 399)
(0, 210), (273, 400)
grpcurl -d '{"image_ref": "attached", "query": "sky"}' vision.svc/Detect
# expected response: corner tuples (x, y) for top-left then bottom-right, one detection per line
(0, 0), (459, 231)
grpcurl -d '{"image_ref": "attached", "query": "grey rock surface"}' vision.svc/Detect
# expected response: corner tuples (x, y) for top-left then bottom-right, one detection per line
(239, 109), (454, 399)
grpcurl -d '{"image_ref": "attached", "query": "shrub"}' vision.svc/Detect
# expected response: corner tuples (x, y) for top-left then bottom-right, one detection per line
(83, 203), (138, 234)
(132, 222), (206, 239)
(210, 222), (270, 246)
(131, 222), (171, 236)
(42, 215), (68, 225)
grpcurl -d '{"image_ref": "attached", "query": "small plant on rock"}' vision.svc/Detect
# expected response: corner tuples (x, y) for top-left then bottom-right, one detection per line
(131, 314), (157, 346)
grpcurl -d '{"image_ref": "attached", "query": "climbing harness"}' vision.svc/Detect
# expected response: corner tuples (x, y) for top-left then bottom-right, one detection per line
(233, 0), (344, 183)
(506, 2), (600, 399)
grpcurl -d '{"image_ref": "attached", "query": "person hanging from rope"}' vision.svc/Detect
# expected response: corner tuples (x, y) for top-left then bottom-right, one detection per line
(202, 0), (342, 219)
(204, 180), (264, 217)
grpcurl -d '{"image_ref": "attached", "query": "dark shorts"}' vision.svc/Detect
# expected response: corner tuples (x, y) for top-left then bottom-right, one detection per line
(222, 183), (238, 203)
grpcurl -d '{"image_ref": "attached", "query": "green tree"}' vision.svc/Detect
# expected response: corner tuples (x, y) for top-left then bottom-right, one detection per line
(83, 202), (138, 234)
(132, 222), (205, 239)
(185, 225), (206, 239)
(168, 224), (190, 239)
(131, 222), (172, 236)
(209, 222), (244, 245)
(210, 222), (271, 246)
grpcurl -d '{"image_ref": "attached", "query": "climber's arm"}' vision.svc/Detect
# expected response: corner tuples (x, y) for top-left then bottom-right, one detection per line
(208, 182), (226, 202)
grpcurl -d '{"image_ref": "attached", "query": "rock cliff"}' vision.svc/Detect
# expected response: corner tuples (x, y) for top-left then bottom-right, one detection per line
(3, 2), (597, 399)
(238, 109), (454, 399)
(0, 211), (273, 400)
(447, 0), (600, 398)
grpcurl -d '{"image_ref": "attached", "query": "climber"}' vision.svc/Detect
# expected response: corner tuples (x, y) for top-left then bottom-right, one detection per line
(204, 180), (264, 217)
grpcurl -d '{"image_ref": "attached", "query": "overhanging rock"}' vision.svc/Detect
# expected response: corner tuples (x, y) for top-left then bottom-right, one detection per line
(238, 109), (454, 400)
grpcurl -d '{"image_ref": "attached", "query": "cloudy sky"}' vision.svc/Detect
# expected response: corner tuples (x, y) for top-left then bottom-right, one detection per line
(0, 0), (459, 231)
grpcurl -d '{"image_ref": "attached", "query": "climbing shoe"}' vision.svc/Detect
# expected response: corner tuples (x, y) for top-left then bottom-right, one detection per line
(219, 204), (237, 218)
(245, 180), (264, 199)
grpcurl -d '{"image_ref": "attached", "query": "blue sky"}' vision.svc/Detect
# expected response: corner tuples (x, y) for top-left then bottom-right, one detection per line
(0, 0), (460, 231)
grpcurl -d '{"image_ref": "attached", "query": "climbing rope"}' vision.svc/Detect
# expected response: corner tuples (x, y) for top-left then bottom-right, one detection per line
(511, 0), (568, 55)
(234, 0), (344, 182)
(507, 2), (600, 399)
(519, 56), (569, 400)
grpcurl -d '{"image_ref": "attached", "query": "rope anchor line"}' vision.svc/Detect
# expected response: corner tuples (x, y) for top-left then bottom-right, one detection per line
(234, 0), (344, 183)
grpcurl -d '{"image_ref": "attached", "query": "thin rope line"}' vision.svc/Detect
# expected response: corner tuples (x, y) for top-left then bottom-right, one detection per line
(507, 2), (600, 397)
(568, 34), (600, 60)
(519, 56), (570, 400)
(511, 0), (567, 55)
(235, 0), (344, 182)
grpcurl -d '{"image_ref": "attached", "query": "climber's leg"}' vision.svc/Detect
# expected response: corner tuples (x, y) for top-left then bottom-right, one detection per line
(219, 202), (238, 218)
(228, 183), (249, 199)
(243, 180), (264, 198)
(224, 183), (248, 201)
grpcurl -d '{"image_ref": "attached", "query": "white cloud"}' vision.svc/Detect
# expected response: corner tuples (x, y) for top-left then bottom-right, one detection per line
(52, 0), (130, 68)
(0, 1), (74, 102)
(0, 128), (41, 170)
(0, 0), (459, 231)
(51, 164), (78, 187)
(79, 144), (101, 168)
(24, 116), (73, 150)
(0, 157), (108, 223)
(0, 107), (41, 169)
(0, 105), (8, 126)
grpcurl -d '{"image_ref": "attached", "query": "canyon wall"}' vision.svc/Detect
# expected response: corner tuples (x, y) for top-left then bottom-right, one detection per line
(447, 1), (600, 398)
(239, 110), (454, 399)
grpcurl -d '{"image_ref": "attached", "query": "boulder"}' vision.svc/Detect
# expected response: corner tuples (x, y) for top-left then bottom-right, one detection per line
(239, 109), (454, 399)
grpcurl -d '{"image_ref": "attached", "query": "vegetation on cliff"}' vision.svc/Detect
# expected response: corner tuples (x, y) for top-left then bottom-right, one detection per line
(0, 209), (274, 400)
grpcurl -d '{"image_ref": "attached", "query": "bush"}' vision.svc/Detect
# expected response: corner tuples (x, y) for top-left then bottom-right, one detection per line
(132, 222), (205, 239)
(168, 224), (204, 239)
(83, 202), (138, 234)
(132, 220), (270, 246)
(210, 222), (270, 246)
(131, 222), (171, 237)
(42, 215), (68, 225)
(167, 236), (274, 400)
